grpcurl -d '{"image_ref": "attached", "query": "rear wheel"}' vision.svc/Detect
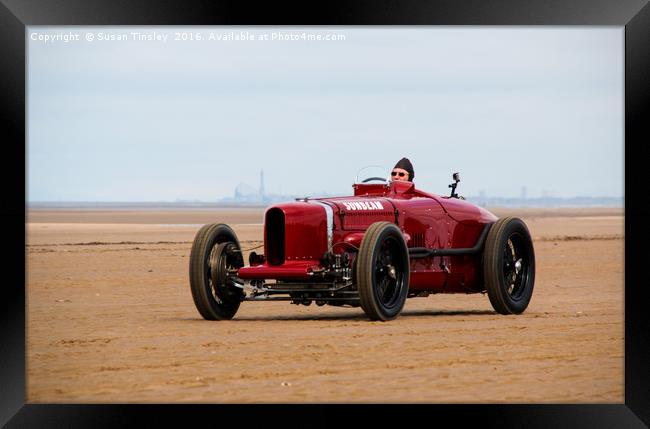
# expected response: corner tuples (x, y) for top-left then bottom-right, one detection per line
(482, 217), (536, 314)
(189, 223), (244, 320)
(356, 222), (410, 321)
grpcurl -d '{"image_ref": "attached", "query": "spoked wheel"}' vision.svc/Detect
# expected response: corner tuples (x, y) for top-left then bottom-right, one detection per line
(483, 217), (536, 314)
(357, 222), (410, 321)
(189, 223), (244, 320)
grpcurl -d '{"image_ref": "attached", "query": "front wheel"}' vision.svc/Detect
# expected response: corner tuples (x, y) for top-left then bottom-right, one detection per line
(189, 223), (244, 320)
(482, 217), (536, 314)
(356, 222), (410, 321)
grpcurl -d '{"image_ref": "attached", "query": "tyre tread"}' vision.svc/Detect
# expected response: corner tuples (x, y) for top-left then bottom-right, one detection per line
(482, 217), (535, 315)
(356, 221), (409, 321)
(189, 223), (241, 320)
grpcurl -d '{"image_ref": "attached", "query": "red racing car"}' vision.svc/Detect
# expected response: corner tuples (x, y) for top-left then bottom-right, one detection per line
(189, 171), (535, 321)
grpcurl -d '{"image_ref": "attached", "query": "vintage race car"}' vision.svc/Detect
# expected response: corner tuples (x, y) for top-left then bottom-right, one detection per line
(189, 171), (535, 321)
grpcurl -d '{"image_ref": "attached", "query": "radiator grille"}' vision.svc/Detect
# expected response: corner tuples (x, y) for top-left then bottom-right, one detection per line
(265, 208), (285, 265)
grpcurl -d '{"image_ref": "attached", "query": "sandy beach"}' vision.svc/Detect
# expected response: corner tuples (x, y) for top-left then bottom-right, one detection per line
(26, 206), (624, 403)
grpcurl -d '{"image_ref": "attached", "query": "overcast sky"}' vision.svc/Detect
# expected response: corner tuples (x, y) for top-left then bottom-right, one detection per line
(27, 26), (623, 202)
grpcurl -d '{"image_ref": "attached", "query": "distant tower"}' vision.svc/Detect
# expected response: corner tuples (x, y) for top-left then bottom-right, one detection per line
(259, 169), (265, 202)
(521, 186), (527, 200)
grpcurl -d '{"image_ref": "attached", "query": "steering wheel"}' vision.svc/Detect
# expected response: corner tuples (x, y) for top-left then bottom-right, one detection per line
(361, 177), (388, 183)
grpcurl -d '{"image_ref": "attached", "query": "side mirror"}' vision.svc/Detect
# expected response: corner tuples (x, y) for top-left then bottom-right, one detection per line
(449, 172), (461, 198)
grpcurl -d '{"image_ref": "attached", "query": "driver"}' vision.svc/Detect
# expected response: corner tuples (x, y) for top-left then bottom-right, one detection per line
(391, 158), (415, 182)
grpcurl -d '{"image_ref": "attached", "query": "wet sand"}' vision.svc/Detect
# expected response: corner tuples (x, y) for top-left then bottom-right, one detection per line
(26, 207), (624, 403)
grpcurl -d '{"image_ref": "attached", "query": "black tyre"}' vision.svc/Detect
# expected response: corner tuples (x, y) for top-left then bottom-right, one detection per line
(356, 222), (410, 321)
(189, 223), (244, 320)
(482, 217), (536, 314)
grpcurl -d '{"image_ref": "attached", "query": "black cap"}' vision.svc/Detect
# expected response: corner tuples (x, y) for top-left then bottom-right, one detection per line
(393, 157), (414, 181)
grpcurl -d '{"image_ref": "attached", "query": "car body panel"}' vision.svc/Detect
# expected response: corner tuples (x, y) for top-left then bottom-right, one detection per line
(237, 180), (498, 293)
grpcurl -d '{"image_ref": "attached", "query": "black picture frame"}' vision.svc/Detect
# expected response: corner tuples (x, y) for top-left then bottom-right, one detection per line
(2, 0), (648, 427)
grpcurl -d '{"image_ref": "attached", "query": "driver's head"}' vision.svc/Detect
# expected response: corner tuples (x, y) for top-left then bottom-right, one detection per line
(391, 158), (414, 182)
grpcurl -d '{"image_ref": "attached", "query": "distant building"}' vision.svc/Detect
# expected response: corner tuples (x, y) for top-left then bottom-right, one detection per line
(219, 169), (299, 205)
(233, 183), (258, 201)
(477, 189), (487, 207)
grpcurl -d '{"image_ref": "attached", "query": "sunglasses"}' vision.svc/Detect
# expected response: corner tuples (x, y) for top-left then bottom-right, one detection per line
(391, 171), (407, 178)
